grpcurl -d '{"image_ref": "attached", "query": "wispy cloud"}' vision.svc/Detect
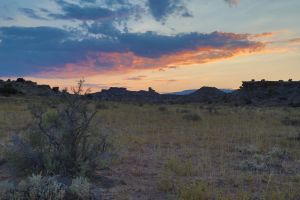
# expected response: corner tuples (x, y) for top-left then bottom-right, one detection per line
(19, 8), (48, 20)
(147, 0), (192, 22)
(125, 75), (147, 81)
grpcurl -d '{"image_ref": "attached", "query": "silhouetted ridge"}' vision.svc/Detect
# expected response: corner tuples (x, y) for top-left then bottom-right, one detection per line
(1, 78), (300, 106)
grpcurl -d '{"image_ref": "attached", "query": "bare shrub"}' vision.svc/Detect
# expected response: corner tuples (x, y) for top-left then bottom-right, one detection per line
(5, 80), (111, 177)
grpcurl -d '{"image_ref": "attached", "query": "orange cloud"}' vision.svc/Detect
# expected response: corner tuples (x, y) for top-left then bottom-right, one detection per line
(37, 41), (266, 79)
(288, 38), (300, 45)
(251, 32), (276, 39)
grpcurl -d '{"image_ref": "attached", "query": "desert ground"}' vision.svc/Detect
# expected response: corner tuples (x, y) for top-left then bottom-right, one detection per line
(0, 96), (300, 200)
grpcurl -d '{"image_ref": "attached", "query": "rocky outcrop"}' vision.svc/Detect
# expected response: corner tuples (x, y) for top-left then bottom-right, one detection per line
(229, 80), (300, 106)
(0, 78), (60, 96)
(91, 87), (161, 102)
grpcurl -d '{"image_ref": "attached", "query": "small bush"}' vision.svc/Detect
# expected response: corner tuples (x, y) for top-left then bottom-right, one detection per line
(238, 147), (289, 172)
(69, 177), (91, 199)
(0, 175), (99, 200)
(157, 177), (174, 193)
(0, 175), (66, 200)
(165, 157), (195, 176)
(183, 113), (201, 121)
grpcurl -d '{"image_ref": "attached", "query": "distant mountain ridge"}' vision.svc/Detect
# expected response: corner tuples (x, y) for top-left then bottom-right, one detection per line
(169, 88), (235, 95)
(1, 78), (300, 107)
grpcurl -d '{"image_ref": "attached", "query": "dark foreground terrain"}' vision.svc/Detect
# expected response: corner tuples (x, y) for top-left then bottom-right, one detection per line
(0, 96), (300, 199)
(0, 79), (300, 199)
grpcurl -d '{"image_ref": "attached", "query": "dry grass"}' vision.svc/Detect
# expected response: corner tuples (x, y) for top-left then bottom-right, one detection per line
(1, 97), (300, 199)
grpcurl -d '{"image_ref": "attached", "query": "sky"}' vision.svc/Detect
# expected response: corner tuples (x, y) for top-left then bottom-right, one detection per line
(0, 0), (299, 92)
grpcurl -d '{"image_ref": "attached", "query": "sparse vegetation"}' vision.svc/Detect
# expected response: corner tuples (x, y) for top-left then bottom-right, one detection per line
(177, 182), (212, 200)
(1, 93), (300, 199)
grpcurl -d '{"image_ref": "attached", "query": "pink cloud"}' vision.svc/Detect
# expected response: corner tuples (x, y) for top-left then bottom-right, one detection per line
(37, 36), (266, 79)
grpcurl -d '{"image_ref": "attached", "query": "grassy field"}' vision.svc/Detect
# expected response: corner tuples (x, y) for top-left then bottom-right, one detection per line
(1, 96), (300, 199)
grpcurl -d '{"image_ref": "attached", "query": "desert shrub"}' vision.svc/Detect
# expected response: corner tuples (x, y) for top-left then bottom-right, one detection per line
(0, 175), (97, 200)
(238, 156), (267, 171)
(4, 80), (111, 177)
(69, 177), (91, 199)
(238, 147), (290, 172)
(177, 182), (211, 200)
(183, 113), (201, 121)
(158, 106), (167, 112)
(157, 177), (174, 193)
(0, 174), (66, 200)
(165, 157), (195, 176)
(26, 174), (66, 200)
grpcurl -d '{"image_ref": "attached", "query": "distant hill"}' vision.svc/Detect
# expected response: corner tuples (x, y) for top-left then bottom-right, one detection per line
(168, 89), (197, 95)
(182, 87), (226, 103)
(169, 88), (234, 95)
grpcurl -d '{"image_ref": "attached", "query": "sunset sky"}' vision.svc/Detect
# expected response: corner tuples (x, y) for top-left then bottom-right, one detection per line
(0, 0), (299, 92)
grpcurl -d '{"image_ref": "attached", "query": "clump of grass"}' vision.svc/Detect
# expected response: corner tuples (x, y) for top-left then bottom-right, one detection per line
(131, 167), (143, 177)
(177, 182), (211, 200)
(165, 157), (195, 176)
(157, 177), (174, 193)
